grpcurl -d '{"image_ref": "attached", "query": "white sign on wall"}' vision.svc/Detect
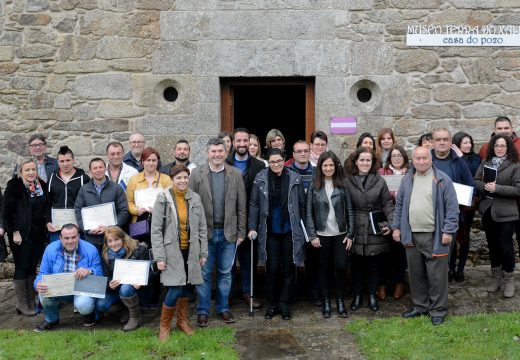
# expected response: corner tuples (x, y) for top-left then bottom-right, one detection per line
(406, 25), (520, 47)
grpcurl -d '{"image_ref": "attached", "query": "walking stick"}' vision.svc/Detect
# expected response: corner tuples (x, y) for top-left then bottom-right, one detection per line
(249, 233), (257, 317)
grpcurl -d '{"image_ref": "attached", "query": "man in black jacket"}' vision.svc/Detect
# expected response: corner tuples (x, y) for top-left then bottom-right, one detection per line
(225, 128), (265, 309)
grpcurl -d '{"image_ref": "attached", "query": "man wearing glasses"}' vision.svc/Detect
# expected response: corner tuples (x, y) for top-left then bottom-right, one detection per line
(13, 134), (58, 183)
(123, 132), (161, 171)
(287, 140), (315, 191)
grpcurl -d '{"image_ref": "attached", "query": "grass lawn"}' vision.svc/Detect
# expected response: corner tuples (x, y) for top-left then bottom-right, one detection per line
(0, 327), (237, 360)
(347, 312), (520, 360)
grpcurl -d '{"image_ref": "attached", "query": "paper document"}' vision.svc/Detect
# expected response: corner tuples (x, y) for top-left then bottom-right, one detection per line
(42, 273), (75, 297)
(134, 188), (162, 209)
(113, 259), (150, 286)
(81, 202), (117, 230)
(453, 182), (474, 207)
(51, 208), (77, 229)
(73, 275), (108, 299)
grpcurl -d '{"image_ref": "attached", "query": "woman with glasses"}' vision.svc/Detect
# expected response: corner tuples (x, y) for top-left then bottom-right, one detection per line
(344, 147), (394, 312)
(377, 146), (410, 301)
(474, 134), (520, 298)
(248, 148), (306, 321)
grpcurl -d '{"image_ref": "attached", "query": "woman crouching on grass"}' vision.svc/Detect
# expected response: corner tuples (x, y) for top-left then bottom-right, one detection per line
(151, 165), (208, 341)
(95, 226), (149, 331)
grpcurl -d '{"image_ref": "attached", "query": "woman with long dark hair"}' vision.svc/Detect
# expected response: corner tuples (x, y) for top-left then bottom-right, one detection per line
(474, 134), (520, 298)
(3, 158), (48, 316)
(344, 147), (394, 312)
(306, 151), (355, 318)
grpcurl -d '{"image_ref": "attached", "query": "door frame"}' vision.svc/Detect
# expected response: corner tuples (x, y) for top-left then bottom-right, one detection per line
(220, 77), (315, 142)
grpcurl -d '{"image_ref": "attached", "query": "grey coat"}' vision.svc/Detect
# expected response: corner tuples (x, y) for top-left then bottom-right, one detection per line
(392, 166), (459, 256)
(474, 159), (520, 222)
(248, 168), (306, 266)
(151, 189), (208, 286)
(345, 173), (394, 256)
(74, 177), (128, 246)
(189, 163), (247, 242)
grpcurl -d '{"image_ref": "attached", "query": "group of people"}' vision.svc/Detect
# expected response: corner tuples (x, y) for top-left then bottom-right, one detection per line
(0, 116), (519, 338)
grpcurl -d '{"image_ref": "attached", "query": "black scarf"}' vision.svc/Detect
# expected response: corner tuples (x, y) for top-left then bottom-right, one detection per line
(268, 168), (290, 224)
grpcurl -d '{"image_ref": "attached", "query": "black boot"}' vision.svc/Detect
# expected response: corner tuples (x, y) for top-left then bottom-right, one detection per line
(336, 298), (348, 318)
(322, 298), (331, 318)
(368, 295), (379, 312)
(350, 295), (362, 311)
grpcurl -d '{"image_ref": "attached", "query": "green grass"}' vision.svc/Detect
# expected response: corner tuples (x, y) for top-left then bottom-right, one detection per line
(346, 312), (520, 360)
(0, 327), (237, 360)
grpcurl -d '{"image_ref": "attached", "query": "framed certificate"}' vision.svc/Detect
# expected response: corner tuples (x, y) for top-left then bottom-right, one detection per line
(113, 259), (150, 286)
(134, 188), (161, 209)
(51, 208), (77, 229)
(382, 175), (404, 192)
(81, 202), (117, 230)
(42, 273), (75, 297)
(73, 275), (108, 299)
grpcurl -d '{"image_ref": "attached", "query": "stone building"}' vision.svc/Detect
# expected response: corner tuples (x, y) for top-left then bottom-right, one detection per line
(1, 0), (520, 185)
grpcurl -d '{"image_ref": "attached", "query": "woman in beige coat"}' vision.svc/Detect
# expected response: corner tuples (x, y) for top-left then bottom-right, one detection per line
(151, 165), (208, 341)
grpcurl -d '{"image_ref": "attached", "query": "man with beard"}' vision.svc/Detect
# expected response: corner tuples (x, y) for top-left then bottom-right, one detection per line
(225, 128), (265, 309)
(160, 139), (197, 176)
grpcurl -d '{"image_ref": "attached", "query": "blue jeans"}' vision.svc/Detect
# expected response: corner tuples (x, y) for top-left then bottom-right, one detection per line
(164, 286), (192, 307)
(197, 228), (236, 315)
(95, 285), (137, 313)
(40, 294), (95, 323)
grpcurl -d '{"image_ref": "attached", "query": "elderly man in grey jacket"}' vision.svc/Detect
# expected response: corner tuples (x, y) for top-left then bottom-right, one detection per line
(392, 146), (459, 326)
(189, 137), (247, 327)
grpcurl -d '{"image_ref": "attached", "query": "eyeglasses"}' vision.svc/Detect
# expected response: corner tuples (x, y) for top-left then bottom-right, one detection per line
(29, 143), (45, 148)
(494, 144), (507, 149)
(294, 149), (309, 154)
(130, 141), (145, 145)
(312, 143), (326, 147)
(268, 160), (284, 166)
(391, 154), (403, 158)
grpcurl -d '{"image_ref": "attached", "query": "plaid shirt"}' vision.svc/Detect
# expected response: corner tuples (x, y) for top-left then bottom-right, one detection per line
(63, 247), (79, 273)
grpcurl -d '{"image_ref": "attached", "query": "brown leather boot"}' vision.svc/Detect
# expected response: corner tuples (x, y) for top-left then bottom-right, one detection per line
(393, 283), (406, 300)
(176, 297), (194, 336)
(158, 304), (175, 342)
(376, 285), (387, 301)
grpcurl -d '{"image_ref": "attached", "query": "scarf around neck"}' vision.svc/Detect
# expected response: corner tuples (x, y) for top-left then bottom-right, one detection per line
(491, 155), (507, 169)
(108, 247), (127, 260)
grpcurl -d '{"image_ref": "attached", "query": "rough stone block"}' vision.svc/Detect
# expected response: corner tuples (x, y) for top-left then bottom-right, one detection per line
(25, 0), (50, 12)
(152, 41), (196, 74)
(53, 119), (129, 133)
(411, 104), (460, 119)
(493, 94), (520, 109)
(20, 109), (74, 121)
(10, 76), (45, 90)
(499, 78), (520, 92)
(0, 32), (23, 46)
(496, 58), (520, 70)
(97, 101), (146, 118)
(54, 60), (108, 74)
(0, 46), (13, 61)
(427, 9), (493, 26)
(109, 59), (152, 72)
(120, 11), (160, 39)
(25, 28), (57, 44)
(421, 74), (455, 84)
(58, 35), (97, 61)
(294, 40), (349, 76)
(497, 0), (520, 6)
(461, 59), (504, 84)
(97, 0), (136, 12)
(28, 91), (53, 109)
(462, 104), (503, 118)
(54, 17), (77, 33)
(197, 77), (220, 103)
(449, 0), (495, 9)
(412, 89), (431, 104)
(433, 85), (500, 102)
(133, 74), (197, 115)
(0, 63), (18, 75)
(15, 45), (56, 58)
(79, 10), (125, 36)
(11, 13), (51, 26)
(270, 11), (337, 40)
(96, 37), (156, 60)
(136, 115), (197, 135)
(54, 94), (72, 109)
(74, 104), (98, 121)
(395, 49), (439, 73)
(66, 138), (91, 156)
(350, 43), (393, 75)
(136, 0), (174, 10)
(61, 0), (97, 10)
(395, 117), (426, 136)
(315, 76), (347, 105)
(389, 0), (441, 8)
(75, 73), (133, 100)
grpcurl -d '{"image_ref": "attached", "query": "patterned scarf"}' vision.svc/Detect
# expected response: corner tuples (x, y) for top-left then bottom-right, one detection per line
(26, 180), (43, 198)
(108, 247), (127, 260)
(389, 165), (407, 175)
(491, 155), (507, 169)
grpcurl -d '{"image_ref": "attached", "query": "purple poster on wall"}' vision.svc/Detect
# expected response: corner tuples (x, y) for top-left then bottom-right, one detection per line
(330, 117), (357, 134)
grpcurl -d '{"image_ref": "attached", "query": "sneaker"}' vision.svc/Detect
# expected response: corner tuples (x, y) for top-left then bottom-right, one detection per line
(33, 320), (59, 333)
(83, 312), (96, 327)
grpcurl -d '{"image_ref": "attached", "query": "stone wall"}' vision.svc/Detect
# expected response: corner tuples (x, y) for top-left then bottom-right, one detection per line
(2, 0), (520, 186)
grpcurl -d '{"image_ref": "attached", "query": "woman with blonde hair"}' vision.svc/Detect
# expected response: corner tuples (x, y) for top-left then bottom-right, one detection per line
(264, 128), (287, 158)
(3, 158), (48, 316)
(376, 128), (396, 168)
(249, 133), (268, 166)
(96, 226), (149, 331)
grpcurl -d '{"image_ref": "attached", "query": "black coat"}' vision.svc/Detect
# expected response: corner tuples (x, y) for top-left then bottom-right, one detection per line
(2, 177), (48, 242)
(305, 184), (356, 240)
(226, 152), (266, 203)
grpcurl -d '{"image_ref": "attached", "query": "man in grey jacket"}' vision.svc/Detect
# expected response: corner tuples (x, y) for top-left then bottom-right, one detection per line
(189, 137), (247, 327)
(392, 147), (459, 326)
(74, 158), (129, 250)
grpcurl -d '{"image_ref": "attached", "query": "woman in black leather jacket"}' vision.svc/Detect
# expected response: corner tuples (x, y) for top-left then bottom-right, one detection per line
(306, 151), (355, 318)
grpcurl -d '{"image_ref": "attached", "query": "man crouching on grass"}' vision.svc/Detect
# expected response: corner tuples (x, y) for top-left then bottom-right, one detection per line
(33, 224), (103, 332)
(391, 147), (459, 326)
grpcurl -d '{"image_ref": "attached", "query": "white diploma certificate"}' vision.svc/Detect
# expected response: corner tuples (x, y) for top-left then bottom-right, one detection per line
(73, 275), (108, 299)
(134, 188), (161, 209)
(382, 175), (404, 192)
(51, 208), (77, 229)
(453, 182), (474, 207)
(113, 259), (150, 286)
(42, 273), (75, 297)
(81, 202), (117, 230)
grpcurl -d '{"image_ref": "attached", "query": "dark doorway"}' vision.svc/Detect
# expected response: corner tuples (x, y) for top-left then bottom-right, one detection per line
(221, 77), (315, 156)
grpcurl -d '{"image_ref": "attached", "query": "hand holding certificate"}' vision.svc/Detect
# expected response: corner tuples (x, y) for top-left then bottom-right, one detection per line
(81, 202), (117, 230)
(113, 259), (150, 286)
(42, 273), (108, 298)
(134, 188), (162, 209)
(51, 209), (77, 229)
